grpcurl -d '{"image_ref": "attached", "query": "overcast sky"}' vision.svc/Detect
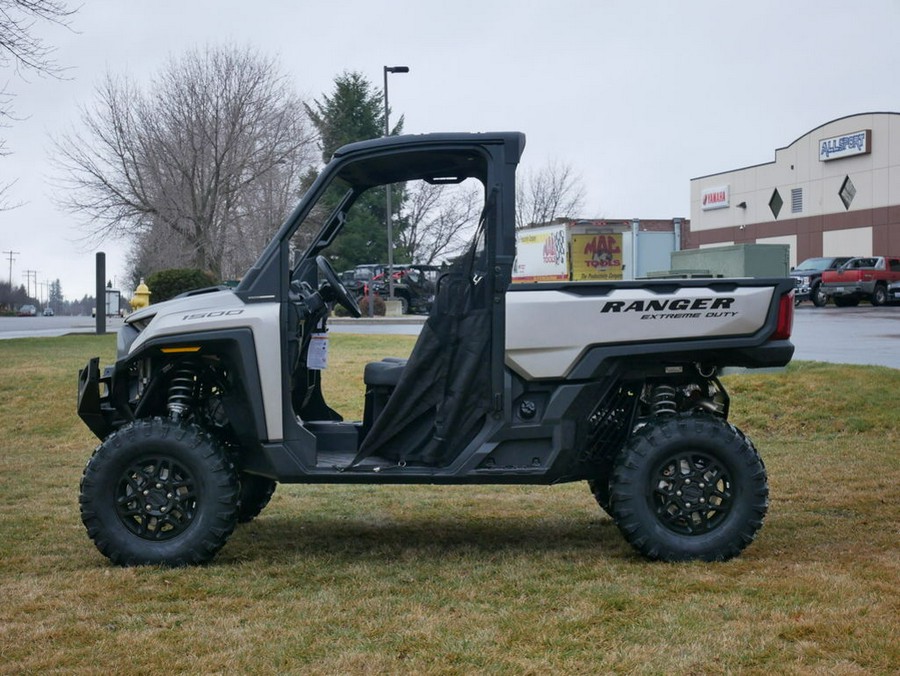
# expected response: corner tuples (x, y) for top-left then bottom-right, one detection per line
(2, 0), (898, 300)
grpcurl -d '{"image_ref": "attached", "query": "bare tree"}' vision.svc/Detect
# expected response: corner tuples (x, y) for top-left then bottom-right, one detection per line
(516, 160), (587, 229)
(399, 180), (482, 265)
(53, 45), (316, 279)
(1, 0), (75, 208)
(0, 0), (73, 73)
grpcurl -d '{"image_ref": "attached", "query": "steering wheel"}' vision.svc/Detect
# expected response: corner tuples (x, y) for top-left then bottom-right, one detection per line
(316, 255), (361, 318)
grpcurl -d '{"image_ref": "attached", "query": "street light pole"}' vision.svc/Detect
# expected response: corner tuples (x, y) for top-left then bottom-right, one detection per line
(383, 65), (409, 301)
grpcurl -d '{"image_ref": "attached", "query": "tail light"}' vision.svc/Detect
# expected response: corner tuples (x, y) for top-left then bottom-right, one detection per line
(771, 291), (794, 340)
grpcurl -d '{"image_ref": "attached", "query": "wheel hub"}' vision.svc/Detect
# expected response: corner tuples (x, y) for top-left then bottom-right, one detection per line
(116, 456), (197, 540)
(652, 452), (732, 535)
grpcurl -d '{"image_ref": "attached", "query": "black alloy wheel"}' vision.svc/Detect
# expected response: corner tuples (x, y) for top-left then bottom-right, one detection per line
(609, 413), (768, 562)
(80, 418), (239, 566)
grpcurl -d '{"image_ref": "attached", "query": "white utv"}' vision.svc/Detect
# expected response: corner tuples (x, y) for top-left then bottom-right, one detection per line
(77, 132), (795, 566)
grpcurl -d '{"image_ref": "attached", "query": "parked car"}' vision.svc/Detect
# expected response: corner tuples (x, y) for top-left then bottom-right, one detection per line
(789, 256), (853, 306)
(42, 307), (54, 316)
(370, 264), (441, 314)
(889, 280), (900, 303)
(820, 256), (900, 306)
(17, 304), (37, 316)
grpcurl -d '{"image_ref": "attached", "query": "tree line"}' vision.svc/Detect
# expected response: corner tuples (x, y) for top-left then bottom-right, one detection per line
(0, 277), (73, 314)
(4, 7), (587, 291)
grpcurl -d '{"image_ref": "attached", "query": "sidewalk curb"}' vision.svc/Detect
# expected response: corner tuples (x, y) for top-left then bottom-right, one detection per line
(329, 315), (427, 325)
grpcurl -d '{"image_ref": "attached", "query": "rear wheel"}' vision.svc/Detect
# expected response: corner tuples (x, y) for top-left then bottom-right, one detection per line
(587, 476), (612, 516)
(833, 295), (859, 307)
(80, 418), (239, 566)
(237, 474), (276, 523)
(871, 284), (888, 306)
(609, 414), (768, 561)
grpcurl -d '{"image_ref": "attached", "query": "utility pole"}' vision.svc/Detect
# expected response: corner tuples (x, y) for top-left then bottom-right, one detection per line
(23, 269), (38, 300)
(3, 250), (19, 286)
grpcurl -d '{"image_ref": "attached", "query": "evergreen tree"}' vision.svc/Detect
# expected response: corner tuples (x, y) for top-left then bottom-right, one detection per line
(305, 71), (408, 270)
(49, 279), (63, 309)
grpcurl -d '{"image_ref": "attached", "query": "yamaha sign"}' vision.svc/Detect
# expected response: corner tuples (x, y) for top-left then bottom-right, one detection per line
(701, 185), (730, 210)
(819, 129), (871, 161)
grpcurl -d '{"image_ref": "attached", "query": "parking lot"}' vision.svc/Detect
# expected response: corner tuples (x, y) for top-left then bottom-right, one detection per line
(790, 304), (899, 369)
(1, 304), (898, 369)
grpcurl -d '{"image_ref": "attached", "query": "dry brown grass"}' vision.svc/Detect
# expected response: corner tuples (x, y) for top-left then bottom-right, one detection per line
(0, 334), (897, 674)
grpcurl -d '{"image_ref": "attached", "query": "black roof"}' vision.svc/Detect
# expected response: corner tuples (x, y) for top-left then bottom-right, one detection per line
(331, 132), (526, 188)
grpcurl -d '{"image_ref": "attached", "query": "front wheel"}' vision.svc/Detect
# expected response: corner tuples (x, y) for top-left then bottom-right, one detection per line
(609, 414), (768, 562)
(811, 282), (828, 307)
(79, 418), (239, 566)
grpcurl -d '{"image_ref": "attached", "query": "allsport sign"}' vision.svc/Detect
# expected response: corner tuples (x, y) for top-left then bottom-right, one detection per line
(819, 129), (871, 161)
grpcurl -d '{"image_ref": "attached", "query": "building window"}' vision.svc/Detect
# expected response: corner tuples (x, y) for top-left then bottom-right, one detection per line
(769, 189), (783, 219)
(839, 176), (856, 210)
(791, 188), (802, 213)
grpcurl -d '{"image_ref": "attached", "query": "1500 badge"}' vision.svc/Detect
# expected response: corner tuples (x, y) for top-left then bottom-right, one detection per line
(182, 309), (245, 320)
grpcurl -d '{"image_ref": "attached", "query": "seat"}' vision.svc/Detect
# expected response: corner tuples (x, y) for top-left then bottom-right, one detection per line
(363, 358), (407, 387)
(362, 358), (408, 432)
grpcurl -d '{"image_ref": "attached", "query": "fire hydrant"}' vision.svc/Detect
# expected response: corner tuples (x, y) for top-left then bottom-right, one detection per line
(130, 278), (151, 311)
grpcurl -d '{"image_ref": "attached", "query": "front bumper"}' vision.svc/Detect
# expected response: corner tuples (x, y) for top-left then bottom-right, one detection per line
(790, 277), (811, 301)
(821, 285), (863, 299)
(77, 357), (118, 440)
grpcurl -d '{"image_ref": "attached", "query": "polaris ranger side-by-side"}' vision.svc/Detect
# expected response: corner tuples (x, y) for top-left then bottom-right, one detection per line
(77, 132), (795, 566)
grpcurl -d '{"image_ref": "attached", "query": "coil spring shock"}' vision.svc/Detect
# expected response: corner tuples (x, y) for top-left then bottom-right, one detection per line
(167, 364), (197, 421)
(650, 384), (678, 416)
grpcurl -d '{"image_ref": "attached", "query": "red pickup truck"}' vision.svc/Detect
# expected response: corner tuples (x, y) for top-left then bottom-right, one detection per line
(820, 256), (900, 306)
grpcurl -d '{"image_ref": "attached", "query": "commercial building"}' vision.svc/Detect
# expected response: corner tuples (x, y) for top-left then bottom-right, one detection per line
(687, 112), (900, 266)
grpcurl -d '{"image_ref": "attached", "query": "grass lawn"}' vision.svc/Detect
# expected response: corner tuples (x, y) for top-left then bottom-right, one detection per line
(0, 333), (897, 674)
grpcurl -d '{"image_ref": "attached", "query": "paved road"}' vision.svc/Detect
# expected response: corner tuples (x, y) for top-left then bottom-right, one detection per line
(789, 304), (900, 369)
(2, 305), (898, 369)
(0, 315), (118, 340)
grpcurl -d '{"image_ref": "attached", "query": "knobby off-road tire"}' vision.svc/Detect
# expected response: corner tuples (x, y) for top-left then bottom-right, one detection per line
(237, 474), (277, 523)
(587, 477), (612, 516)
(587, 451), (618, 517)
(609, 413), (768, 562)
(80, 418), (239, 566)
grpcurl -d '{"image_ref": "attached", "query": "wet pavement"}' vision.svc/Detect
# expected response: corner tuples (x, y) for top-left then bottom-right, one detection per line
(789, 304), (899, 369)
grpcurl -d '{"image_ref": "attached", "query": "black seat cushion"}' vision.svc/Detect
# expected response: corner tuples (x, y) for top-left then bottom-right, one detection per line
(363, 359), (407, 387)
